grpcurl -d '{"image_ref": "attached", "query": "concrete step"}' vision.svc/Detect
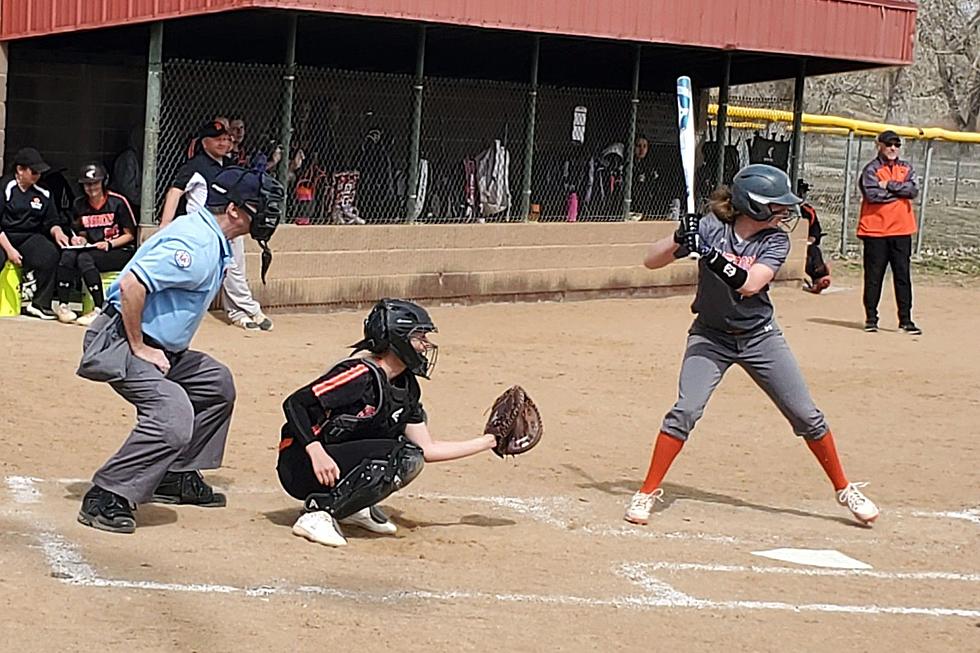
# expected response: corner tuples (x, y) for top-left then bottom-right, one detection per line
(242, 243), (651, 281)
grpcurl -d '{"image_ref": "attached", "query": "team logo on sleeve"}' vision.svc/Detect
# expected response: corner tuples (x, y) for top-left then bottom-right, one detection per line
(174, 250), (192, 268)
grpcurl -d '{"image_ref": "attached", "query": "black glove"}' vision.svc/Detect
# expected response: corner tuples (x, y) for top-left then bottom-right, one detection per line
(673, 213), (701, 258)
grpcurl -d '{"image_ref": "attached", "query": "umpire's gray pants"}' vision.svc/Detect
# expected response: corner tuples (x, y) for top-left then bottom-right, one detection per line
(82, 313), (236, 504)
(221, 235), (262, 322)
(662, 321), (828, 441)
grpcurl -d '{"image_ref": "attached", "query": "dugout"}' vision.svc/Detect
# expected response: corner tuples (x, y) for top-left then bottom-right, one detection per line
(0, 1), (916, 309)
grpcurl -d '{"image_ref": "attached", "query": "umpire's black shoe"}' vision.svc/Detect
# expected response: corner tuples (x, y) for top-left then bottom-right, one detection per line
(899, 321), (922, 335)
(864, 320), (878, 333)
(78, 485), (136, 534)
(151, 471), (226, 507)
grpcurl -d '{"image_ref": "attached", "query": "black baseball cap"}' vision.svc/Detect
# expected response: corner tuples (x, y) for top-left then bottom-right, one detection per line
(877, 130), (902, 146)
(197, 120), (229, 139)
(13, 147), (51, 174)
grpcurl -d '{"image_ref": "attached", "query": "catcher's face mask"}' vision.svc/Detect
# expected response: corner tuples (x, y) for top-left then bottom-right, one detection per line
(407, 328), (438, 378)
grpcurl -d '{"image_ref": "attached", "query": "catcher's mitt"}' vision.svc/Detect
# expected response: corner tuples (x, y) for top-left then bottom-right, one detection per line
(484, 385), (543, 458)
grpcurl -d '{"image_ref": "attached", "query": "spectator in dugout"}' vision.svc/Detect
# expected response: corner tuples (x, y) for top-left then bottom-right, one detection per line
(53, 163), (137, 326)
(159, 120), (233, 227)
(0, 147), (71, 319)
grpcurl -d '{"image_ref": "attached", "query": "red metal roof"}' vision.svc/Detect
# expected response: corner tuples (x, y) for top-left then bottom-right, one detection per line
(1, 0), (916, 65)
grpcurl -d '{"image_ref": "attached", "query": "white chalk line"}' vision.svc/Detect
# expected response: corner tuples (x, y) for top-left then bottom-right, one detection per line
(912, 508), (980, 526)
(633, 561), (980, 583)
(6, 476), (980, 619)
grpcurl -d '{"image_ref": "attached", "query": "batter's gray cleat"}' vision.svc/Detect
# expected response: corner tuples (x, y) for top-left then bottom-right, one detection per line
(837, 482), (879, 525)
(624, 488), (664, 525)
(151, 471), (226, 507)
(77, 486), (136, 534)
(293, 511), (348, 547)
(340, 505), (397, 535)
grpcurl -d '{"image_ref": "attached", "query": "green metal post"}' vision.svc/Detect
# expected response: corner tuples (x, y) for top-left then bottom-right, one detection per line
(519, 35), (540, 222)
(715, 53), (731, 188)
(277, 14), (297, 210)
(622, 44), (641, 220)
(406, 25), (427, 222)
(140, 22), (163, 226)
(789, 58), (806, 186)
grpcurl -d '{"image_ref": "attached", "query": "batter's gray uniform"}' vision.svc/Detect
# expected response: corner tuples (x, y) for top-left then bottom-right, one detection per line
(662, 214), (828, 441)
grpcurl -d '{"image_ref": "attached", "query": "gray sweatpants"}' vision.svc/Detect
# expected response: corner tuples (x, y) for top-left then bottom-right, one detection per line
(82, 313), (236, 503)
(662, 321), (828, 441)
(221, 235), (262, 322)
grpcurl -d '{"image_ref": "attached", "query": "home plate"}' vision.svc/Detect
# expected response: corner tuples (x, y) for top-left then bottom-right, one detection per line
(751, 548), (872, 569)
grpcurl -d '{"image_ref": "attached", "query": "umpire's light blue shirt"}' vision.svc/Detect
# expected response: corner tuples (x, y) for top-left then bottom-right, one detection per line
(106, 208), (233, 351)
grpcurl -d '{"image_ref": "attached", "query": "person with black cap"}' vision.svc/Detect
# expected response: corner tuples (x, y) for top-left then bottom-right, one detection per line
(857, 130), (921, 335)
(75, 166), (283, 534)
(53, 162), (137, 325)
(0, 147), (71, 319)
(158, 120), (233, 228)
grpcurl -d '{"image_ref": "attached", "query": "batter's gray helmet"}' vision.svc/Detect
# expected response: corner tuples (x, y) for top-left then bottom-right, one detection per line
(731, 164), (802, 222)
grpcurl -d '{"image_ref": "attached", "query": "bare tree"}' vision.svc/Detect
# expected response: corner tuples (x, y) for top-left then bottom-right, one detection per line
(918, 0), (980, 130)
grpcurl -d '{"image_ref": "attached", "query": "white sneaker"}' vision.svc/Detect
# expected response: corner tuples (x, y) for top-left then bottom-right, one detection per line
(292, 511), (348, 547)
(74, 307), (101, 327)
(234, 316), (260, 331)
(340, 505), (397, 535)
(252, 312), (274, 332)
(55, 303), (77, 323)
(837, 482), (880, 524)
(624, 488), (664, 525)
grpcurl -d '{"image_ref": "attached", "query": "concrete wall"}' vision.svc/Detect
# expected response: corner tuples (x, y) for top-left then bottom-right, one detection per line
(191, 221), (806, 310)
(4, 44), (146, 177)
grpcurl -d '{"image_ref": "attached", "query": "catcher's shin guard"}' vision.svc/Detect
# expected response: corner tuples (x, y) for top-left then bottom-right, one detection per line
(304, 442), (424, 520)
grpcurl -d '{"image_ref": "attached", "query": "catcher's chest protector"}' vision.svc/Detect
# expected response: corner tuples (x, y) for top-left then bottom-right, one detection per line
(319, 358), (419, 444)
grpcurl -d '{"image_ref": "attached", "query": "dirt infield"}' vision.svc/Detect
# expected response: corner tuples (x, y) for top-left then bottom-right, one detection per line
(1, 278), (978, 652)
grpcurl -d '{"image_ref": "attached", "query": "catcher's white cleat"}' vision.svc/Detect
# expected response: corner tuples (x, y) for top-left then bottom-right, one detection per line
(836, 482), (879, 525)
(624, 489), (664, 525)
(340, 505), (397, 535)
(292, 510), (348, 547)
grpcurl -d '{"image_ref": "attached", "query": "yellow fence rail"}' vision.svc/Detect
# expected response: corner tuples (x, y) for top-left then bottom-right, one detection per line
(708, 103), (980, 143)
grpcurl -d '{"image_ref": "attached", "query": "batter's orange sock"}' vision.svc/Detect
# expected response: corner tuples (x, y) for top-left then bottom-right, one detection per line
(639, 431), (685, 494)
(805, 431), (849, 491)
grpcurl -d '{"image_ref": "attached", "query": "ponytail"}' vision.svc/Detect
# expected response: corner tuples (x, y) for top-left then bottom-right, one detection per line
(708, 186), (736, 224)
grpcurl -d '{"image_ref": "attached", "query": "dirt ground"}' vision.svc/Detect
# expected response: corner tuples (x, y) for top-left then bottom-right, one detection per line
(1, 276), (978, 653)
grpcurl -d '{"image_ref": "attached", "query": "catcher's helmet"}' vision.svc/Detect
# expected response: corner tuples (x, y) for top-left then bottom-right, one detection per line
(78, 162), (108, 185)
(352, 299), (438, 378)
(731, 164), (801, 222)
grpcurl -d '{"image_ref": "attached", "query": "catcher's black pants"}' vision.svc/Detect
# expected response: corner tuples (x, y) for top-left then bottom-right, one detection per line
(861, 235), (913, 324)
(277, 438), (402, 501)
(0, 232), (59, 310)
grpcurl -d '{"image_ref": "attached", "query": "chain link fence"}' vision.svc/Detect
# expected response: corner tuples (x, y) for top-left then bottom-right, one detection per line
(709, 94), (980, 274)
(156, 59), (686, 225)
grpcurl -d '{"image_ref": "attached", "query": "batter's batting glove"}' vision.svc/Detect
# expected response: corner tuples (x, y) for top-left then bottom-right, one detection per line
(673, 213), (701, 258)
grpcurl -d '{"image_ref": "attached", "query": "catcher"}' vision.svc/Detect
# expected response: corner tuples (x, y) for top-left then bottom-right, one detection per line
(276, 298), (541, 547)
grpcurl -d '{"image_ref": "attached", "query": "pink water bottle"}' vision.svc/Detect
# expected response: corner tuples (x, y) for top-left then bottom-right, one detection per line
(566, 191), (579, 222)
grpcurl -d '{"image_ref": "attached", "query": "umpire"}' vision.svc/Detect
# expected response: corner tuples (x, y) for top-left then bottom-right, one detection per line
(76, 167), (284, 534)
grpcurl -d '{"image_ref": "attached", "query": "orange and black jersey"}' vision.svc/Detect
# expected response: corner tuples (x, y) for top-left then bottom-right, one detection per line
(801, 203), (824, 246)
(72, 192), (136, 249)
(280, 358), (426, 450)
